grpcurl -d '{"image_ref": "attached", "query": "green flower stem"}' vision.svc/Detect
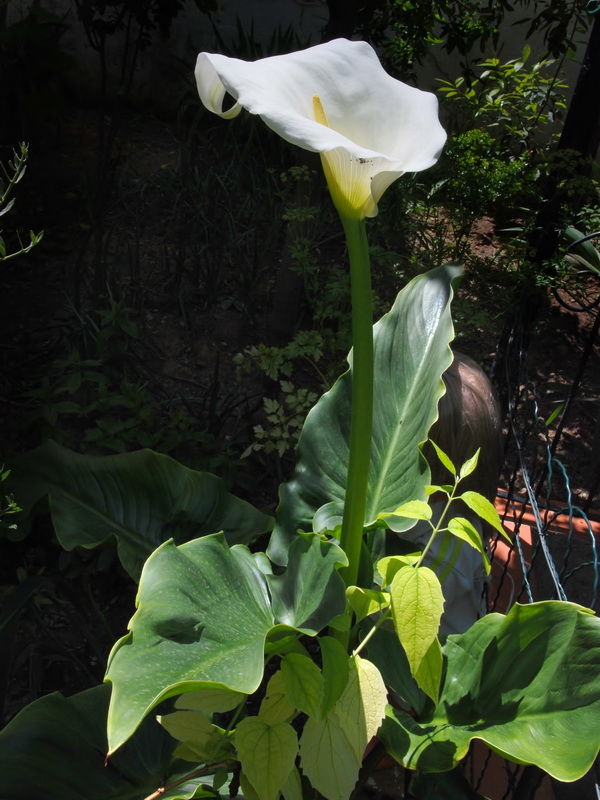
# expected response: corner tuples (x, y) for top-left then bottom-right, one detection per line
(338, 214), (373, 589)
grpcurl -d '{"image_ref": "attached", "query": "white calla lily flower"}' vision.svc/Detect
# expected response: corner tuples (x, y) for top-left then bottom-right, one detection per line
(195, 38), (446, 219)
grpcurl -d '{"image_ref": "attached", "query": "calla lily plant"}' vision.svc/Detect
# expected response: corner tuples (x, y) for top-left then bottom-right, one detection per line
(196, 38), (446, 585)
(3, 35), (600, 800)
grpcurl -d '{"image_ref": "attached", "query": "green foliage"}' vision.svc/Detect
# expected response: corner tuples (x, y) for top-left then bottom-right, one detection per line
(380, 602), (600, 781)
(362, 0), (591, 81)
(18, 300), (245, 477)
(0, 143), (44, 261)
(511, 0), (593, 58)
(234, 331), (328, 459)
(438, 47), (568, 151)
(2, 16), (599, 797)
(361, 0), (508, 79)
(242, 382), (319, 459)
(0, 685), (181, 800)
(0, 469), (21, 535)
(5, 440), (272, 580)
(436, 129), (533, 222)
(104, 532), (347, 752)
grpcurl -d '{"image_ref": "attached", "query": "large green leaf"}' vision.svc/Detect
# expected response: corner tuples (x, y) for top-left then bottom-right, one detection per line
(105, 532), (347, 754)
(380, 601), (600, 781)
(7, 440), (273, 579)
(268, 264), (461, 565)
(0, 684), (181, 800)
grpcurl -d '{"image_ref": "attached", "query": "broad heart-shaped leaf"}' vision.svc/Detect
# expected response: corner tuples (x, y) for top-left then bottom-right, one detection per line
(6, 440), (273, 580)
(334, 655), (388, 762)
(235, 717), (298, 800)
(0, 684), (184, 800)
(268, 264), (461, 565)
(158, 710), (234, 764)
(259, 671), (296, 724)
(299, 714), (359, 800)
(320, 636), (350, 715)
(105, 532), (347, 754)
(299, 655), (387, 800)
(281, 653), (324, 719)
(379, 601), (600, 781)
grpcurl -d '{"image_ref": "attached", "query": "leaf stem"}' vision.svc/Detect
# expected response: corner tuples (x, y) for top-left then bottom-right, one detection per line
(415, 484), (458, 568)
(352, 611), (391, 658)
(142, 762), (228, 800)
(338, 214), (373, 589)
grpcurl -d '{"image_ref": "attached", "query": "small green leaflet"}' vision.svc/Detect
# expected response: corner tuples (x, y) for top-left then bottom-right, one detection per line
(460, 490), (510, 540)
(429, 441), (456, 477)
(378, 500), (432, 522)
(390, 566), (444, 686)
(458, 448), (480, 480)
(447, 517), (491, 574)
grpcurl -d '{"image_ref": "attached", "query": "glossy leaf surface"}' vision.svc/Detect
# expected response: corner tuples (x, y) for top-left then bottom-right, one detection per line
(380, 601), (600, 780)
(7, 440), (273, 579)
(269, 264), (460, 564)
(106, 532), (347, 753)
(0, 685), (186, 800)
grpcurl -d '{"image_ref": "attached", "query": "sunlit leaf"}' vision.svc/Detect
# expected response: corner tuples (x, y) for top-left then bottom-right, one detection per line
(259, 671), (296, 725)
(390, 566), (444, 680)
(376, 554), (421, 587)
(380, 602), (600, 781)
(429, 441), (456, 478)
(446, 517), (490, 574)
(459, 490), (509, 540)
(335, 656), (387, 762)
(281, 653), (324, 719)
(458, 449), (480, 481)
(269, 265), (461, 564)
(235, 717), (298, 800)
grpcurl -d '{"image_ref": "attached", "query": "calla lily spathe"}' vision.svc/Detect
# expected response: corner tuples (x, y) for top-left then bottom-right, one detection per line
(195, 38), (446, 219)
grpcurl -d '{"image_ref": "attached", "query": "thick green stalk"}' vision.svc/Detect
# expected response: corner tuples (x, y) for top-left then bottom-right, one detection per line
(338, 214), (373, 589)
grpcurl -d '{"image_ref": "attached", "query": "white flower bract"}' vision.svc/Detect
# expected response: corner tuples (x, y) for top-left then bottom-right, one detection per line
(195, 38), (446, 219)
